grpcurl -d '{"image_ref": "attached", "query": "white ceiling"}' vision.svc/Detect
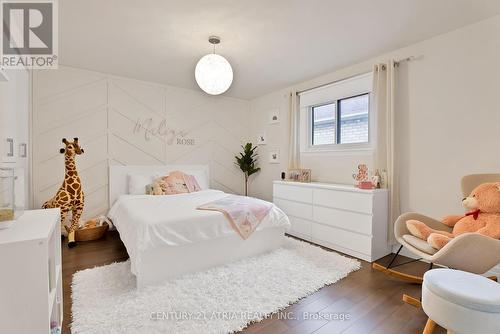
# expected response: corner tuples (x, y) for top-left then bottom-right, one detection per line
(59, 0), (500, 99)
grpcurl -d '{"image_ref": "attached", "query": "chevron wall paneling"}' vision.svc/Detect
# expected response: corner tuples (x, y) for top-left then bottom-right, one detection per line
(32, 66), (250, 220)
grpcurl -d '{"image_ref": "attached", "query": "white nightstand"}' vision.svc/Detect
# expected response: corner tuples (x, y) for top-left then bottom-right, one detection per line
(0, 209), (62, 334)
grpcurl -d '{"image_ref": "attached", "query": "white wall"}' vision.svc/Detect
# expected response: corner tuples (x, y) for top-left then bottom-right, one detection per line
(249, 14), (500, 222)
(32, 66), (250, 220)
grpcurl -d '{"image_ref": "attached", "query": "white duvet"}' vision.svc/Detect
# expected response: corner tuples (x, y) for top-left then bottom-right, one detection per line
(108, 190), (290, 259)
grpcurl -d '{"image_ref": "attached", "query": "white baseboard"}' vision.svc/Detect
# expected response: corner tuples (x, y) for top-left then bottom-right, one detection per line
(391, 244), (500, 278)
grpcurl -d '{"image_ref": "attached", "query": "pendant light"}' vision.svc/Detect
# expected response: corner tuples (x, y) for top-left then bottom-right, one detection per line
(195, 36), (233, 95)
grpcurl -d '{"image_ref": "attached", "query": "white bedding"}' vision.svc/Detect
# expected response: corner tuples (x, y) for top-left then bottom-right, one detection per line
(108, 190), (290, 267)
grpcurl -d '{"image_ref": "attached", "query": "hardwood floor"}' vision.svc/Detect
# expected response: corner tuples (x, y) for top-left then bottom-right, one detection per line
(61, 231), (445, 334)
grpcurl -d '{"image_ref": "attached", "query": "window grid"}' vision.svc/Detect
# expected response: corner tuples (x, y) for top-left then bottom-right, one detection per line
(311, 93), (369, 147)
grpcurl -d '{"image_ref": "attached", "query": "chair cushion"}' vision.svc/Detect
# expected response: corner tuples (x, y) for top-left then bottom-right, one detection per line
(423, 269), (500, 313)
(402, 234), (437, 255)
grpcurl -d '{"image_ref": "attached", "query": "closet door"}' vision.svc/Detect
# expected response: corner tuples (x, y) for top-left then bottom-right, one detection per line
(0, 69), (30, 208)
(0, 74), (16, 163)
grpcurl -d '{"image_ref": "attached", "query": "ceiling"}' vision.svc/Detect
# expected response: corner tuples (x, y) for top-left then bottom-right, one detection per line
(59, 0), (500, 99)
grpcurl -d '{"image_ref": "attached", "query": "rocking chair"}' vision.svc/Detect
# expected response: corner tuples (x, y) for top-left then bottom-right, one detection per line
(373, 174), (500, 286)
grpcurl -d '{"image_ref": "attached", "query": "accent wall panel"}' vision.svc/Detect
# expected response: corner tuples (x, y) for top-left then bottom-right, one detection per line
(32, 66), (250, 220)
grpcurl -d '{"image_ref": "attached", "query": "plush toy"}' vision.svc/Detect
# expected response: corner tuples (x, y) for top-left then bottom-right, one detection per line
(42, 138), (85, 248)
(406, 182), (500, 250)
(80, 215), (113, 230)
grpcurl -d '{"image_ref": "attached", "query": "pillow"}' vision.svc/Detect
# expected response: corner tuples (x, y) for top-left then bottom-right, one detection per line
(184, 174), (201, 192)
(158, 171), (190, 195)
(127, 173), (156, 195)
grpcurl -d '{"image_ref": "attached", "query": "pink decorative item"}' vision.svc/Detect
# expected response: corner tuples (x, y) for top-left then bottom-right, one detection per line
(158, 171), (190, 195)
(183, 174), (201, 192)
(358, 181), (374, 189)
(353, 164), (372, 189)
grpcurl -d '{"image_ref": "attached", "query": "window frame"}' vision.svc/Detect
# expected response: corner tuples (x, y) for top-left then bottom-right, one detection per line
(307, 92), (372, 153)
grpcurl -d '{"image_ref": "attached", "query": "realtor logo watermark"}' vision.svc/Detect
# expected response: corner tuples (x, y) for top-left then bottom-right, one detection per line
(1, 0), (58, 68)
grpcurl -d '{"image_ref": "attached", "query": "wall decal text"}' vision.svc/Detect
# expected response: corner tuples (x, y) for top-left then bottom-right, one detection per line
(133, 118), (194, 145)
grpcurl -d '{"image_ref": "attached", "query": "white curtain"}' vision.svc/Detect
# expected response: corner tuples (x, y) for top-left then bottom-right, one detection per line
(372, 61), (400, 244)
(288, 91), (300, 169)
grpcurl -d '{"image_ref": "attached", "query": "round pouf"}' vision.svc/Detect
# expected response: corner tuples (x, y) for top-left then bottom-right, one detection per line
(422, 268), (500, 334)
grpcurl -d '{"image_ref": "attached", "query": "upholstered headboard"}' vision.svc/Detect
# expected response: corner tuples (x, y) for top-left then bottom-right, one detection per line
(108, 164), (210, 206)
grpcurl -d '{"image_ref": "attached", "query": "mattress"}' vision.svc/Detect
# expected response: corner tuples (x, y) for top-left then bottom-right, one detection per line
(108, 190), (290, 265)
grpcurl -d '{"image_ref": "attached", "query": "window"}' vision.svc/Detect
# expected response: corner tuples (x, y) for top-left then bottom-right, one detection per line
(299, 72), (372, 153)
(311, 93), (369, 146)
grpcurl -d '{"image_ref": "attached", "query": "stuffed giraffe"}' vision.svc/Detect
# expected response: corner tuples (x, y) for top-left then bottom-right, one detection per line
(42, 138), (85, 248)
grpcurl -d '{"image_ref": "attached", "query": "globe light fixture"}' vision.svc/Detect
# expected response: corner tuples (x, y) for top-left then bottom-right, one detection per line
(195, 36), (233, 95)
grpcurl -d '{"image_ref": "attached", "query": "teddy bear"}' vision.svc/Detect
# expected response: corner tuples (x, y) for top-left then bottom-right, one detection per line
(406, 182), (500, 250)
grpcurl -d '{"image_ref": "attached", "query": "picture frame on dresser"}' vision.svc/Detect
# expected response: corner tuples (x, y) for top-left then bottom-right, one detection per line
(273, 180), (391, 262)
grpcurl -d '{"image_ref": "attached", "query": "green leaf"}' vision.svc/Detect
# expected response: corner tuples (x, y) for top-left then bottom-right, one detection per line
(235, 142), (261, 179)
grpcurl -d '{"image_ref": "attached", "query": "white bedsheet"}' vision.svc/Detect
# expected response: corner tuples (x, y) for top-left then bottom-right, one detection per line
(108, 190), (290, 265)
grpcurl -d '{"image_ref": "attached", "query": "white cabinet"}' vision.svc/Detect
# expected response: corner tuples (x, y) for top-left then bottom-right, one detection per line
(0, 209), (62, 334)
(273, 181), (391, 262)
(0, 68), (30, 209)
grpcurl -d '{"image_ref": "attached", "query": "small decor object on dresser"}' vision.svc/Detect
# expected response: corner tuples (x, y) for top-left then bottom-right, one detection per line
(371, 169), (381, 189)
(288, 169), (311, 182)
(42, 138), (85, 248)
(352, 164), (373, 189)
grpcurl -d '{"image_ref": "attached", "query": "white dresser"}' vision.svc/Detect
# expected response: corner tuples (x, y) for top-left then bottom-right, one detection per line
(273, 181), (390, 262)
(0, 209), (62, 334)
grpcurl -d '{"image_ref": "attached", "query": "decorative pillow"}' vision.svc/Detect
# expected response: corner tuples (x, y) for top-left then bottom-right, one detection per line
(158, 171), (190, 195)
(184, 174), (201, 193)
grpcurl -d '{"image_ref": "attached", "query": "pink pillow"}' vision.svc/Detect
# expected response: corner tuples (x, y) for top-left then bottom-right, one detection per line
(158, 171), (189, 195)
(184, 174), (201, 193)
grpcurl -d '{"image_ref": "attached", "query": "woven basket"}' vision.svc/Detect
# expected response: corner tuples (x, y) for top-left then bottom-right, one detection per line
(65, 223), (109, 242)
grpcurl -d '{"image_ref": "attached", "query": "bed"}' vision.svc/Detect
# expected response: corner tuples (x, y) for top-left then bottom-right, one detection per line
(108, 165), (290, 288)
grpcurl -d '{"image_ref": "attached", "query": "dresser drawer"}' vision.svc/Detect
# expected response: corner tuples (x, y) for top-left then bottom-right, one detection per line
(314, 188), (373, 214)
(312, 223), (372, 255)
(273, 198), (313, 220)
(289, 216), (312, 237)
(313, 205), (373, 235)
(273, 184), (313, 203)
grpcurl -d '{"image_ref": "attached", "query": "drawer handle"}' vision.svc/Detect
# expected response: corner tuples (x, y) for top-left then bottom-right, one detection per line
(19, 143), (27, 158)
(6, 138), (14, 157)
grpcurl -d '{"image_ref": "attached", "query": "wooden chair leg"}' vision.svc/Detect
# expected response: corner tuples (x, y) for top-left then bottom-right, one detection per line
(423, 318), (436, 334)
(446, 331), (455, 334)
(403, 294), (422, 308)
(372, 262), (423, 284)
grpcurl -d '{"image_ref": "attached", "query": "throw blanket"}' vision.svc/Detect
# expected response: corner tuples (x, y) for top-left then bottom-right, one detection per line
(197, 195), (273, 239)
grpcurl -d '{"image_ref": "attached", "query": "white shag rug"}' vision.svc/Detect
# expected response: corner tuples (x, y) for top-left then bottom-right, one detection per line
(71, 237), (360, 334)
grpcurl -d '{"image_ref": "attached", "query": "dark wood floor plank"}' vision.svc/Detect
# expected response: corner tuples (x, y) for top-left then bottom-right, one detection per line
(61, 231), (433, 334)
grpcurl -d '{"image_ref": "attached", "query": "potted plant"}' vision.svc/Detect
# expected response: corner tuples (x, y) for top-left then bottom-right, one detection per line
(235, 143), (261, 196)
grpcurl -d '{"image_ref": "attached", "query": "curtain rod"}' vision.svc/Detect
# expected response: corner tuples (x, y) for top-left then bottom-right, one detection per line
(296, 71), (371, 95)
(394, 55), (422, 66)
(296, 55), (422, 95)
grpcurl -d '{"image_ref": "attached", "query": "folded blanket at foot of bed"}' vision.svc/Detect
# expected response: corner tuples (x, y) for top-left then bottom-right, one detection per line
(197, 195), (273, 239)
